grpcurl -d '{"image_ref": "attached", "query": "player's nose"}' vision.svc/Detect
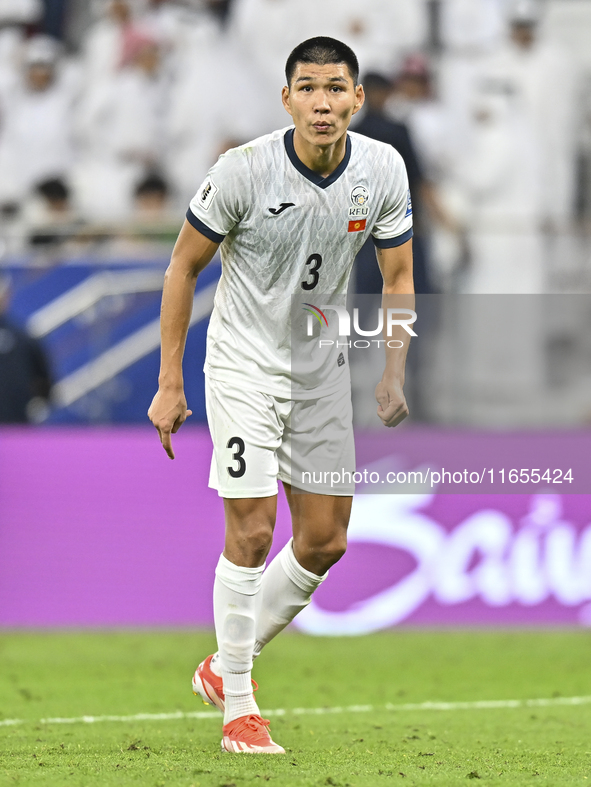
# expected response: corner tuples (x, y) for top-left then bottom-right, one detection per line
(313, 91), (331, 111)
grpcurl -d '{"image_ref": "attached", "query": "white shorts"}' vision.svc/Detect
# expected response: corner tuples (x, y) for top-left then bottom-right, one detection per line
(205, 376), (355, 498)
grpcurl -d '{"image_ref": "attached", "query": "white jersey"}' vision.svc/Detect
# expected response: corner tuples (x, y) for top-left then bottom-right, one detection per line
(187, 126), (413, 399)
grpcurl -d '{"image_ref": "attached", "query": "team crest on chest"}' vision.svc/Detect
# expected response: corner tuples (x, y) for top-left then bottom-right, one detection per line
(351, 185), (369, 207)
(348, 185), (369, 231)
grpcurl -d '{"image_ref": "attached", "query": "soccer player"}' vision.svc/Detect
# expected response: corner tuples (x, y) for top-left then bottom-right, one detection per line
(148, 36), (414, 754)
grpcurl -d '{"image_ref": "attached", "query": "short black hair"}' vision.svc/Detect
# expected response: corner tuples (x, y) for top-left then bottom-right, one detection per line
(37, 178), (69, 202)
(135, 173), (169, 198)
(285, 36), (359, 87)
(362, 72), (393, 92)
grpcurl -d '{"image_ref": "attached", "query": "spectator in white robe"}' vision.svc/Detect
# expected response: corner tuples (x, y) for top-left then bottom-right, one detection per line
(457, 85), (546, 294)
(0, 35), (75, 206)
(440, 0), (507, 55)
(437, 0), (508, 180)
(72, 29), (169, 221)
(0, 0), (41, 24)
(480, 0), (578, 227)
(141, 0), (199, 35)
(443, 84), (547, 423)
(301, 0), (428, 74)
(437, 3), (552, 418)
(225, 0), (305, 129)
(165, 23), (266, 204)
(139, 0), (218, 79)
(0, 0), (42, 96)
(388, 55), (457, 184)
(81, 0), (135, 87)
(435, 0), (577, 293)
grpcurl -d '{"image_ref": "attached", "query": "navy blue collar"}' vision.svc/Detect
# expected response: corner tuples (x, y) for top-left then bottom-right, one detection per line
(284, 128), (351, 189)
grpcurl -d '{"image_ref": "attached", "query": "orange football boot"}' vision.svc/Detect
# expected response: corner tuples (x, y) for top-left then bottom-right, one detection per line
(221, 713), (285, 754)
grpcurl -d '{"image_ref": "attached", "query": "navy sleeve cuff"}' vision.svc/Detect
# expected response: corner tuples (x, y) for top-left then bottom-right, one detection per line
(186, 209), (226, 243)
(372, 228), (413, 249)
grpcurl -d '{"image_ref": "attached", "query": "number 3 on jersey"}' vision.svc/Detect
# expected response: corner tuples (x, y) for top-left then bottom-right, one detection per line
(301, 253), (323, 291)
(227, 436), (246, 478)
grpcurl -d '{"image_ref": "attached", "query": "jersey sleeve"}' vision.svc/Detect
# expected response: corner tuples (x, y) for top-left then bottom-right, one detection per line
(371, 148), (414, 249)
(186, 147), (251, 243)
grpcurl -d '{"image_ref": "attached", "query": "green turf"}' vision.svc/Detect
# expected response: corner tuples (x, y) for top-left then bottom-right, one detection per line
(1, 630), (591, 786)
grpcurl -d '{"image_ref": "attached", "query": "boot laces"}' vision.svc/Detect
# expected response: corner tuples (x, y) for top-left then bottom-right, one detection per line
(234, 714), (271, 737)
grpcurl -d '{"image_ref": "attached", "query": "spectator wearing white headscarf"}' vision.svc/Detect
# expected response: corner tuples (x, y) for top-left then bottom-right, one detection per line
(485, 0), (577, 227)
(0, 0), (42, 109)
(81, 0), (136, 87)
(455, 0), (578, 294)
(73, 28), (169, 220)
(165, 2), (270, 203)
(0, 35), (76, 205)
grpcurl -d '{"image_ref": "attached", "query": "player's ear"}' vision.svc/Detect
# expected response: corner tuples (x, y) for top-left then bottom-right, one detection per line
(352, 84), (365, 116)
(281, 85), (293, 116)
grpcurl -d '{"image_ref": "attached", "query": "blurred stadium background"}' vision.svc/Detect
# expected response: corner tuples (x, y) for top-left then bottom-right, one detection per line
(1, 0), (591, 634)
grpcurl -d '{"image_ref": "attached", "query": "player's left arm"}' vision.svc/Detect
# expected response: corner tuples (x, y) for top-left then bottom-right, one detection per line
(375, 238), (414, 428)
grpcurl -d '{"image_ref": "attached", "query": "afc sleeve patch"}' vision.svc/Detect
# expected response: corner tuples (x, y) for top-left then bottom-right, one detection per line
(405, 189), (413, 217)
(197, 177), (218, 211)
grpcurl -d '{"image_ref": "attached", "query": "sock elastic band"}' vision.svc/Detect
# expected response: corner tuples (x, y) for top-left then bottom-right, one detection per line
(279, 538), (328, 593)
(215, 554), (265, 595)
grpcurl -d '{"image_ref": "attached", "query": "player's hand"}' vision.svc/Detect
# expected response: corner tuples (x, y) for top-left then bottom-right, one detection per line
(375, 378), (409, 428)
(147, 386), (192, 459)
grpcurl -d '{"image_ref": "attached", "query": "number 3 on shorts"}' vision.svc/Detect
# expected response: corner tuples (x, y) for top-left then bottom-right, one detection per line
(226, 436), (246, 478)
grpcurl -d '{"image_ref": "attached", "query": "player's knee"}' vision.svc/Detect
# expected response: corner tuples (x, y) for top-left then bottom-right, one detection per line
(227, 519), (274, 565)
(318, 534), (347, 567)
(225, 499), (275, 564)
(295, 531), (347, 573)
(246, 523), (274, 562)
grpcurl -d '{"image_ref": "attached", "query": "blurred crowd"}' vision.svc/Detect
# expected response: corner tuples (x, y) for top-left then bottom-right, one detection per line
(0, 0), (590, 292)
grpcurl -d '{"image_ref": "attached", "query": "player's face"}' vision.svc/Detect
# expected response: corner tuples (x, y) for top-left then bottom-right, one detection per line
(282, 63), (364, 148)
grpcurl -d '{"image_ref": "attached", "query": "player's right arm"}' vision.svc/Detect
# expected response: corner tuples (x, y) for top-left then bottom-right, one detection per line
(148, 220), (219, 459)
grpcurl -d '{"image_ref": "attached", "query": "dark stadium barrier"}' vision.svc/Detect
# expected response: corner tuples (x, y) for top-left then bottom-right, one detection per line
(2, 259), (220, 424)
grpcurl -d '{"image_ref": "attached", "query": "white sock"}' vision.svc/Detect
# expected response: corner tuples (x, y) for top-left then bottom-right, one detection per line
(253, 538), (327, 659)
(213, 553), (265, 724)
(209, 651), (222, 677)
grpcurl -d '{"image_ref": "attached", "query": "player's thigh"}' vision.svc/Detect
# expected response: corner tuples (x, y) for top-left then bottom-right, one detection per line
(284, 484), (352, 540)
(278, 386), (355, 496)
(205, 377), (283, 499)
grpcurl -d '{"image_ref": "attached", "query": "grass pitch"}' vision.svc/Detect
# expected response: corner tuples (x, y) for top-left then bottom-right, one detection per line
(0, 630), (590, 786)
